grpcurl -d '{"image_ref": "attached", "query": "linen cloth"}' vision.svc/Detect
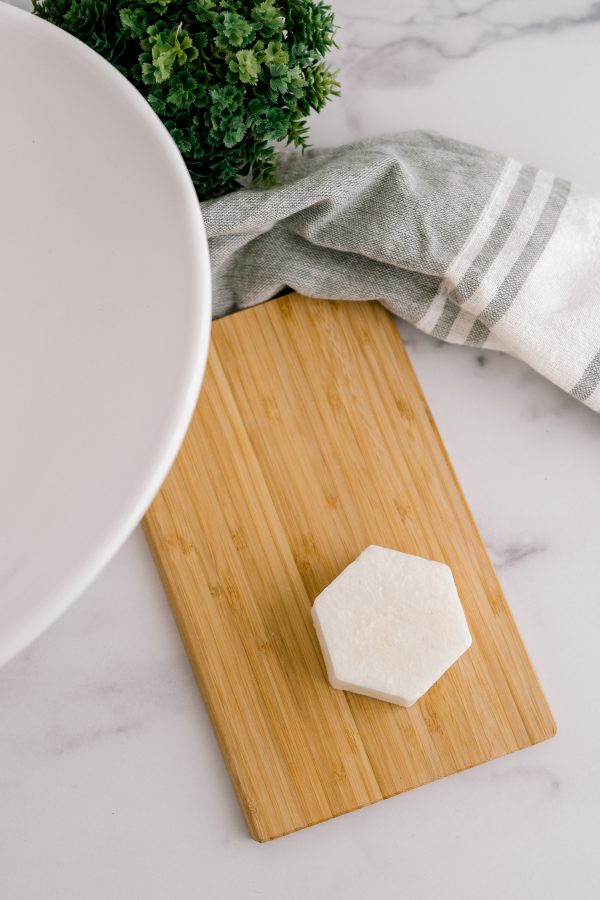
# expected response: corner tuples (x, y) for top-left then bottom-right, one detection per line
(202, 131), (600, 412)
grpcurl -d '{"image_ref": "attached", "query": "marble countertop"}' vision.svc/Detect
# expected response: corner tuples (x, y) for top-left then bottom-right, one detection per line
(2, 2), (600, 897)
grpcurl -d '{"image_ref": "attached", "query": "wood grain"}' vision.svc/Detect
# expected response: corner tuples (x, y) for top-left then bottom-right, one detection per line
(144, 295), (556, 841)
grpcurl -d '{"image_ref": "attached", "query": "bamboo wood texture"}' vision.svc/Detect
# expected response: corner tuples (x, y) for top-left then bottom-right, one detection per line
(144, 296), (556, 842)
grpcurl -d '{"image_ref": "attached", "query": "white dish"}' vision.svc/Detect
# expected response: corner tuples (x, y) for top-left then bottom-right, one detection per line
(0, 4), (211, 665)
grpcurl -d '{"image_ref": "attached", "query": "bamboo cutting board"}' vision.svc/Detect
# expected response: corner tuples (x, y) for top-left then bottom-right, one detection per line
(144, 295), (556, 841)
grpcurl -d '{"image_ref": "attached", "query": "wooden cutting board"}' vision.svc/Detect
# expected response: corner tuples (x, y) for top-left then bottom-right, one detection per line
(144, 295), (556, 842)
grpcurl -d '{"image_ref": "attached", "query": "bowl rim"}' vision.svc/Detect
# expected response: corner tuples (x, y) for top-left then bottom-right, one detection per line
(0, 4), (212, 666)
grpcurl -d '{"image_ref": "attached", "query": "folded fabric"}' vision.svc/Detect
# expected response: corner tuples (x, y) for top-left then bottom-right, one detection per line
(201, 131), (600, 413)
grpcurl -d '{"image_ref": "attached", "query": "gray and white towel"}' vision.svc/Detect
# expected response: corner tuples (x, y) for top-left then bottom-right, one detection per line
(202, 131), (600, 412)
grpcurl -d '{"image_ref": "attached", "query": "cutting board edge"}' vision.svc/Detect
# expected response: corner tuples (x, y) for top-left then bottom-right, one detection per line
(142, 517), (264, 841)
(256, 722), (557, 842)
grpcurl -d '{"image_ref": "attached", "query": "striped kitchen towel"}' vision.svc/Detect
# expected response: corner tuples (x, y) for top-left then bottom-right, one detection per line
(202, 131), (600, 412)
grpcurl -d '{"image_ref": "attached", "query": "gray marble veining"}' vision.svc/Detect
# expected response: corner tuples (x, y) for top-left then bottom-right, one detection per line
(335, 0), (600, 85)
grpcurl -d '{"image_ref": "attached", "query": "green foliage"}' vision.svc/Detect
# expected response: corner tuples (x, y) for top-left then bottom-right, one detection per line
(33, 0), (339, 198)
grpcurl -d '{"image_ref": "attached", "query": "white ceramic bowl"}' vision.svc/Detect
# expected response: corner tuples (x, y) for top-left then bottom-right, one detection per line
(0, 4), (211, 664)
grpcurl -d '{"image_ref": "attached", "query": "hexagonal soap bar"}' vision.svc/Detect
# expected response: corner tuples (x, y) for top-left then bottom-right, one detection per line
(312, 545), (472, 707)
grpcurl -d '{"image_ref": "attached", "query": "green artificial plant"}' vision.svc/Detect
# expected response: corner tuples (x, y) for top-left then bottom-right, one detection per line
(33, 0), (339, 198)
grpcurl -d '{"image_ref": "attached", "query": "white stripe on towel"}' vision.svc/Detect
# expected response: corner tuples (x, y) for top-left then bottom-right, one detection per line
(448, 168), (555, 343)
(417, 157), (522, 334)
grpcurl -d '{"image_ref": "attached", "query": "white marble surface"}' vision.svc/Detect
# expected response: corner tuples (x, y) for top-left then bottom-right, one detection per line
(2, 1), (600, 897)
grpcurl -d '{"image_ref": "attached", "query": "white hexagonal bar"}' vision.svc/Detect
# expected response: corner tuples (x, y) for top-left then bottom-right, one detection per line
(312, 545), (472, 707)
